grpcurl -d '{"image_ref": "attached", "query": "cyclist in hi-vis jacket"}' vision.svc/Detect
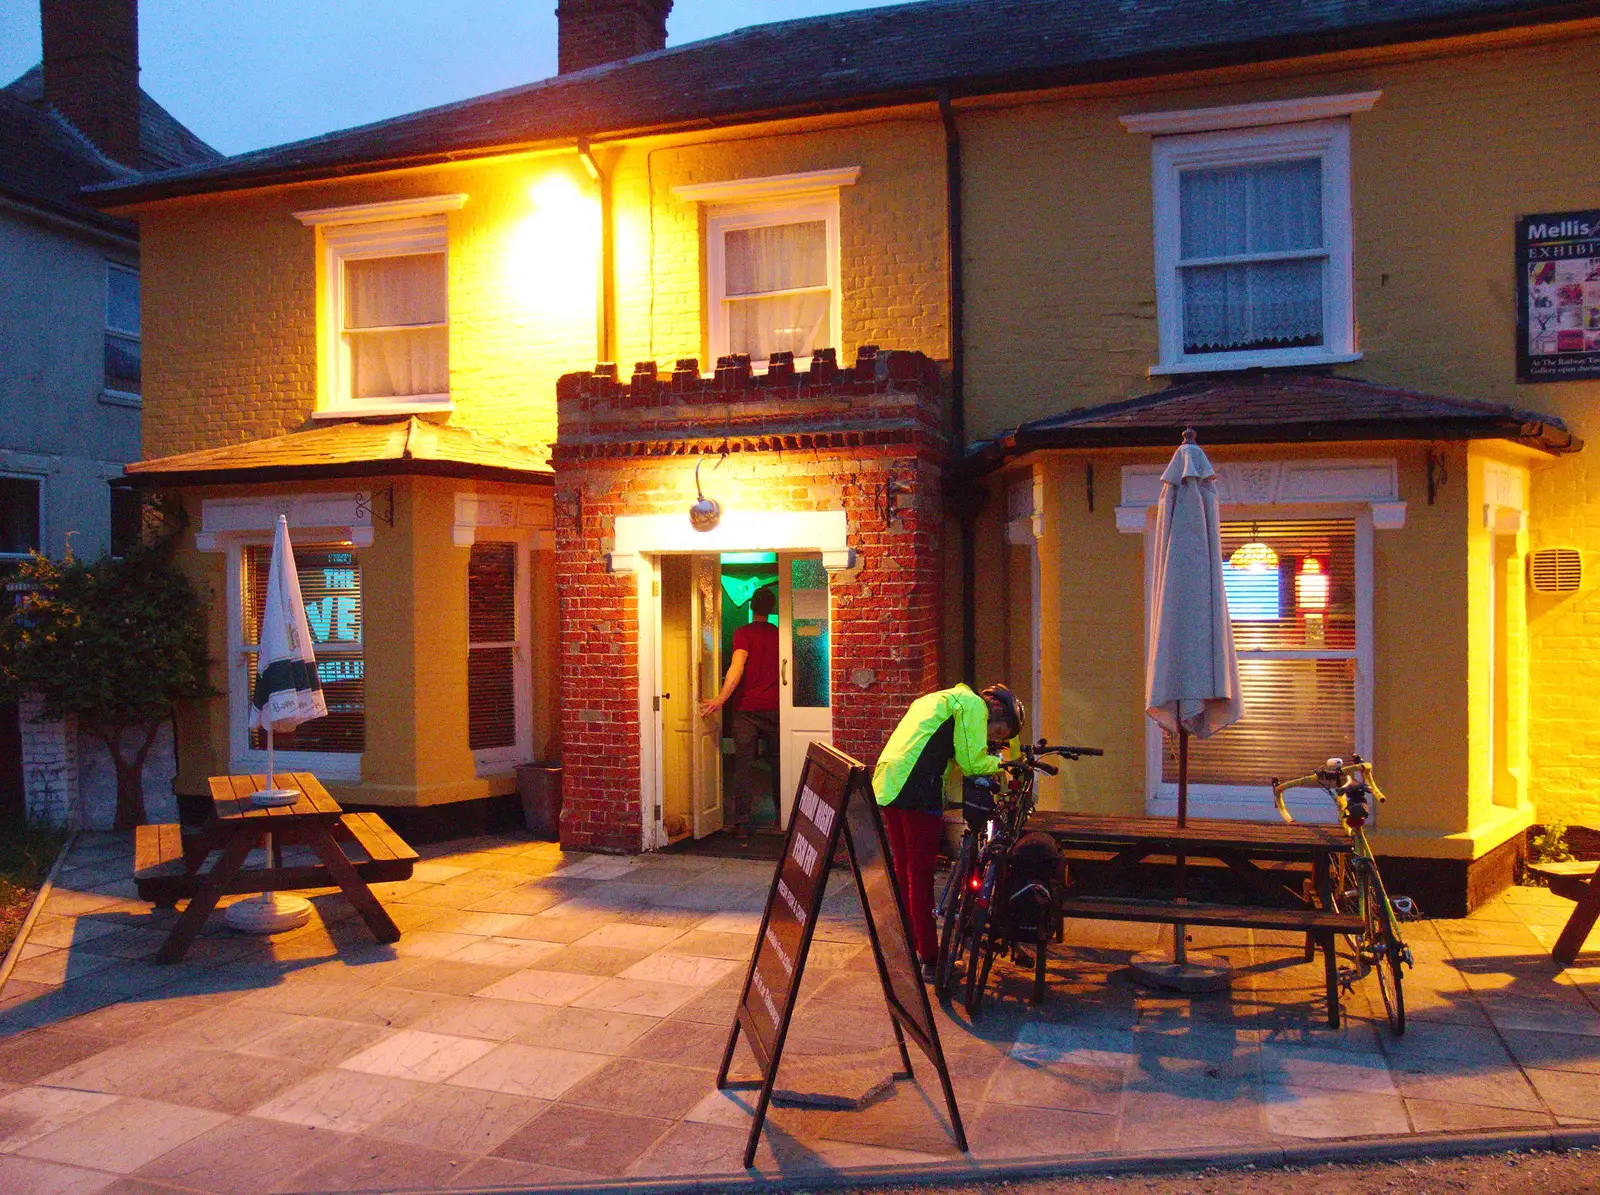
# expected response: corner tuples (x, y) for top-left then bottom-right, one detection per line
(873, 683), (1024, 978)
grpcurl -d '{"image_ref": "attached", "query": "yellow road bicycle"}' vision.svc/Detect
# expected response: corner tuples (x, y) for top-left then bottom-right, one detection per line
(1271, 755), (1419, 1035)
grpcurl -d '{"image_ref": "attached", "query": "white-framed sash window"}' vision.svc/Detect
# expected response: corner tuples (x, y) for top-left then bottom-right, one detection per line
(707, 196), (840, 368)
(297, 197), (466, 416)
(1150, 119), (1356, 374)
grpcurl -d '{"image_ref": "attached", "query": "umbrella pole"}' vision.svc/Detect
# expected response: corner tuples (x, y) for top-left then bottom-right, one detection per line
(1175, 728), (1188, 965)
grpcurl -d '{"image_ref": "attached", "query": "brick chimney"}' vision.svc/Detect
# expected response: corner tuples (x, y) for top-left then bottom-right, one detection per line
(557, 0), (672, 74)
(40, 0), (141, 166)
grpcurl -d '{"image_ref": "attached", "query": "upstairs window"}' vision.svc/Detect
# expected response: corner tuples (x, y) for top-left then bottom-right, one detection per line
(299, 202), (462, 414)
(708, 197), (839, 368)
(105, 262), (141, 399)
(343, 249), (448, 403)
(1150, 119), (1355, 373)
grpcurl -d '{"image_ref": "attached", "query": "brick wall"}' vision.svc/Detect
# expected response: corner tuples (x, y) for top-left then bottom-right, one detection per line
(557, 0), (671, 74)
(554, 348), (947, 852)
(19, 696), (79, 830)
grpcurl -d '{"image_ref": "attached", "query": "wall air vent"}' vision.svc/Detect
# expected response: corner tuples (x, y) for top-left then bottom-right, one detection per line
(1529, 548), (1582, 594)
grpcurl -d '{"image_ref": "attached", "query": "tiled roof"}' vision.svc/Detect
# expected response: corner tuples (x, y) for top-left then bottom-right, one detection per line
(978, 371), (1581, 464)
(93, 0), (1588, 205)
(123, 417), (553, 487)
(0, 65), (217, 231)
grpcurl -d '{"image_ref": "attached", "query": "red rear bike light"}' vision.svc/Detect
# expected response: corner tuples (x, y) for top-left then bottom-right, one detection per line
(970, 877), (981, 890)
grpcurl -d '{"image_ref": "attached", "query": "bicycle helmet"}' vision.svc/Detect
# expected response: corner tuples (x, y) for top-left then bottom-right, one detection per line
(980, 683), (1025, 740)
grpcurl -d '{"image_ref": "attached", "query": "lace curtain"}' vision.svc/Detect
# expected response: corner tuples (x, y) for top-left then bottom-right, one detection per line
(344, 253), (448, 398)
(723, 221), (830, 361)
(1179, 158), (1324, 354)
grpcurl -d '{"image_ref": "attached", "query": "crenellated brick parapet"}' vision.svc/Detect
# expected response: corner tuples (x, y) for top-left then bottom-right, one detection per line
(553, 347), (948, 853)
(555, 347), (947, 455)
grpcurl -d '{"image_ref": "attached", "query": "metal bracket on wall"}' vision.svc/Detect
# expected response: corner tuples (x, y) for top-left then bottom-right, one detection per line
(1426, 448), (1448, 506)
(1086, 461), (1095, 513)
(356, 485), (395, 527)
(883, 477), (907, 525)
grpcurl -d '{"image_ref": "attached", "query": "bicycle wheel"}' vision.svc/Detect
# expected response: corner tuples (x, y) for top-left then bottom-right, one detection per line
(1361, 867), (1406, 1036)
(935, 836), (976, 995)
(963, 859), (1003, 1017)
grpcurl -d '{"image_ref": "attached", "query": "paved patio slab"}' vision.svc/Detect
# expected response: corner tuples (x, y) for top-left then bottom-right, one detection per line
(0, 831), (1595, 1193)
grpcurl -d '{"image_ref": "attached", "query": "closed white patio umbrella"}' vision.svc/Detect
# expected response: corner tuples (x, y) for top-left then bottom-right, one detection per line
(227, 514), (328, 935)
(1135, 428), (1243, 991)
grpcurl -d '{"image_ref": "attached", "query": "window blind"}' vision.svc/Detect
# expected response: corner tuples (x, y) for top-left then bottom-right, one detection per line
(344, 252), (448, 399)
(244, 544), (364, 753)
(1166, 518), (1357, 787)
(723, 220), (831, 363)
(1179, 158), (1324, 354)
(468, 542), (517, 751)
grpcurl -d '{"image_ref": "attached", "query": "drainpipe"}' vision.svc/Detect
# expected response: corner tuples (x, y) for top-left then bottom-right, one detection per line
(578, 140), (614, 364)
(940, 89), (977, 684)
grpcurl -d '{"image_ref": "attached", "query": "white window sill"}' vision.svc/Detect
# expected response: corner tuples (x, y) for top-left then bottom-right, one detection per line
(99, 390), (142, 408)
(313, 400), (454, 420)
(1150, 351), (1362, 377)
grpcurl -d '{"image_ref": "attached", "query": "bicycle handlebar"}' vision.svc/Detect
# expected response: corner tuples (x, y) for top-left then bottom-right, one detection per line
(1271, 756), (1388, 826)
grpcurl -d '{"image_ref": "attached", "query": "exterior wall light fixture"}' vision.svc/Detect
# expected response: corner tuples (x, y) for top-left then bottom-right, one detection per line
(689, 458), (721, 532)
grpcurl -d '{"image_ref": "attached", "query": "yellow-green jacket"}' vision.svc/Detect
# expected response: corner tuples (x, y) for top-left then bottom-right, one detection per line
(872, 684), (1002, 812)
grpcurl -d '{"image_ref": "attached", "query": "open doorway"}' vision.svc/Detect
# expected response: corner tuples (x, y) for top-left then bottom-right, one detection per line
(650, 550), (833, 846)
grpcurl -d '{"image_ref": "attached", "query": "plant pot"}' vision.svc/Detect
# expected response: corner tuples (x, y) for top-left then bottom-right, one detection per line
(516, 762), (562, 840)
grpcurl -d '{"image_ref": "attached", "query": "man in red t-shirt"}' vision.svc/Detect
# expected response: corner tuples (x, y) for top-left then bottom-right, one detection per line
(700, 586), (779, 838)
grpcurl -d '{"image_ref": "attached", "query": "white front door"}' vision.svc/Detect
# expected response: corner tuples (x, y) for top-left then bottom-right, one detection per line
(691, 554), (725, 837)
(777, 551), (833, 826)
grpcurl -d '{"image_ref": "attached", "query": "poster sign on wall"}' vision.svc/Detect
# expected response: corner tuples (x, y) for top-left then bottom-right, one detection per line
(1517, 209), (1600, 383)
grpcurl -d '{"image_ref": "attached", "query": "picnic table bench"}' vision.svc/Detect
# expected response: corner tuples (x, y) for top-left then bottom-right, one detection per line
(133, 773), (417, 963)
(1032, 811), (1362, 1026)
(1527, 849), (1600, 966)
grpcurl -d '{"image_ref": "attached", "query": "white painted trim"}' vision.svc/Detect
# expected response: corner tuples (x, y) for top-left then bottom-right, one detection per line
(1120, 458), (1398, 513)
(1149, 351), (1363, 376)
(294, 194), (468, 226)
(196, 492), (374, 554)
(639, 558), (663, 851)
(452, 493), (554, 548)
(317, 215), (450, 415)
(1150, 119), (1355, 372)
(1120, 91), (1381, 136)
(672, 167), (860, 204)
(1482, 460), (1527, 512)
(608, 510), (850, 574)
(705, 194), (842, 370)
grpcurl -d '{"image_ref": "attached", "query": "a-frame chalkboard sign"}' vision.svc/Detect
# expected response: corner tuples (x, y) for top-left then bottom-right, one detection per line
(717, 741), (967, 1167)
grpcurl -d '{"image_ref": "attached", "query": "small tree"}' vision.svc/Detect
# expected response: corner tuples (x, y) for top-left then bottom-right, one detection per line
(0, 531), (211, 830)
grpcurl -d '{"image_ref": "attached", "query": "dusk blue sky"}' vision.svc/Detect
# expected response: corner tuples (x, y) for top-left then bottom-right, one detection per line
(0, 1), (905, 157)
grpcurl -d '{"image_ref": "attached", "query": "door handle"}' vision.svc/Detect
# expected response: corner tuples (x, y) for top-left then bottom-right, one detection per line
(781, 660), (788, 685)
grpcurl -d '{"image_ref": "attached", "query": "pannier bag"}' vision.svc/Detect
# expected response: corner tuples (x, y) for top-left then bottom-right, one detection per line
(1006, 831), (1065, 935)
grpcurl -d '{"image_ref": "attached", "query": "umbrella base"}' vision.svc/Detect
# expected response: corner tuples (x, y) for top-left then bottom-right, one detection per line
(251, 788), (301, 807)
(1130, 948), (1233, 993)
(225, 893), (313, 935)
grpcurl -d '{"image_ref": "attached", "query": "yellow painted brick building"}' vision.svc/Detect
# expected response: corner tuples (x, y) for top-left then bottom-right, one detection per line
(103, 0), (1599, 909)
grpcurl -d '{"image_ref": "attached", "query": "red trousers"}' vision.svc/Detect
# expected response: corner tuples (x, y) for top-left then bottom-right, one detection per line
(883, 806), (944, 966)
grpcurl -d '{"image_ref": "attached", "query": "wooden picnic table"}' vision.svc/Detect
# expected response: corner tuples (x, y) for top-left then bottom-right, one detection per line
(1528, 857), (1600, 966)
(136, 773), (416, 965)
(1031, 811), (1361, 1026)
